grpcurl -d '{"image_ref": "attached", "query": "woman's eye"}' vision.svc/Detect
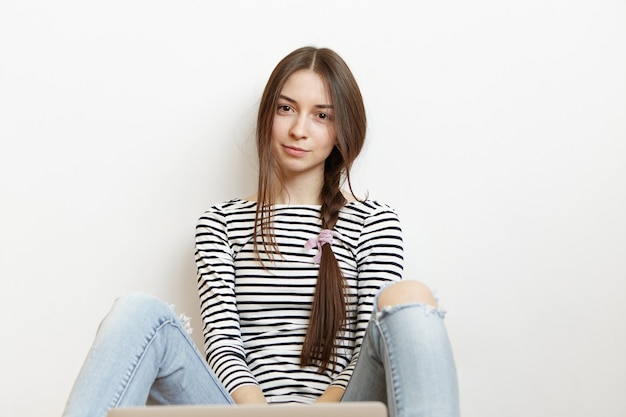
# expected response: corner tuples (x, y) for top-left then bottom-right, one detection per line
(277, 105), (292, 113)
(318, 112), (332, 121)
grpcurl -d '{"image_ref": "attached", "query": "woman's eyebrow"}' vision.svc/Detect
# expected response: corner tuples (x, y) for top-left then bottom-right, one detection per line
(278, 94), (333, 109)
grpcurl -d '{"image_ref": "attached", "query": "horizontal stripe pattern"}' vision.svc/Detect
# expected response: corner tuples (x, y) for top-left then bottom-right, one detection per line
(195, 198), (403, 403)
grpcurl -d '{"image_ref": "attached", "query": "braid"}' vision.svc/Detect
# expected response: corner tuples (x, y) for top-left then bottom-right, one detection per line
(300, 150), (348, 371)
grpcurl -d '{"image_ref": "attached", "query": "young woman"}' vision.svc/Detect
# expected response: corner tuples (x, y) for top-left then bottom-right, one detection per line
(62, 46), (460, 417)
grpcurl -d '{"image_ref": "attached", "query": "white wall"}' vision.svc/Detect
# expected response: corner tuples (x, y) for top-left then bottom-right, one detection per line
(1, 1), (625, 416)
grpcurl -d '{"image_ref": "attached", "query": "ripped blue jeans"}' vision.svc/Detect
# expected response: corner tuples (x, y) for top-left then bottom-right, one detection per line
(342, 288), (460, 417)
(62, 291), (459, 417)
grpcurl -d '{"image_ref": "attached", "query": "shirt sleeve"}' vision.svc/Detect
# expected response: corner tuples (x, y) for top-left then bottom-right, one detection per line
(330, 203), (404, 388)
(195, 206), (260, 394)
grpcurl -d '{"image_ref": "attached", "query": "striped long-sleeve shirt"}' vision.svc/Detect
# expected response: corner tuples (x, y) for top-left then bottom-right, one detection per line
(195, 198), (404, 404)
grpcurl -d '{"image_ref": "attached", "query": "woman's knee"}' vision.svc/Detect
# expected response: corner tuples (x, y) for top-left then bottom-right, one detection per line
(108, 292), (174, 324)
(93, 293), (182, 354)
(377, 280), (438, 310)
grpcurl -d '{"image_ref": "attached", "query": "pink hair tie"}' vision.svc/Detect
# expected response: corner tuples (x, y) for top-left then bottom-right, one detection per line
(304, 229), (333, 264)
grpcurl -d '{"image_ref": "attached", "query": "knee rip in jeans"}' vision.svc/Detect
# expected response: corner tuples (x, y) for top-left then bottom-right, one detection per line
(376, 302), (447, 321)
(168, 304), (193, 334)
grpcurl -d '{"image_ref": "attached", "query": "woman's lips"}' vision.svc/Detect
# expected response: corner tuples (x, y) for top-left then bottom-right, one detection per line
(283, 145), (309, 157)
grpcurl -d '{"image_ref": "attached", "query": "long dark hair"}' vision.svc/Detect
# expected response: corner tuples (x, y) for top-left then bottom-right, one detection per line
(254, 46), (367, 371)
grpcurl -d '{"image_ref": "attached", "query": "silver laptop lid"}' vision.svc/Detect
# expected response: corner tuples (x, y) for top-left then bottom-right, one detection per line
(107, 402), (388, 417)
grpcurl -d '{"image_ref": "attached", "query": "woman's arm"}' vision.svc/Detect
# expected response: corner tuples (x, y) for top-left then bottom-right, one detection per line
(330, 203), (404, 389)
(195, 206), (261, 396)
(231, 385), (267, 404)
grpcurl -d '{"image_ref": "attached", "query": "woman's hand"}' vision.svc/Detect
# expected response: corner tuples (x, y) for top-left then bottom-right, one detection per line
(315, 386), (344, 402)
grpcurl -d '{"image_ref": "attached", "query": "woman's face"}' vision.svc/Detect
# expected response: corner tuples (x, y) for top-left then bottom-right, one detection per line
(270, 69), (337, 181)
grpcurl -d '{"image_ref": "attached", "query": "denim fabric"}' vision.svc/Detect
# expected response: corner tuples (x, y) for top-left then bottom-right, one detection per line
(63, 291), (459, 417)
(62, 293), (233, 417)
(341, 300), (460, 417)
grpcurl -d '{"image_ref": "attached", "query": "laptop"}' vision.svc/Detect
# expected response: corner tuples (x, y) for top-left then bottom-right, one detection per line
(107, 402), (387, 417)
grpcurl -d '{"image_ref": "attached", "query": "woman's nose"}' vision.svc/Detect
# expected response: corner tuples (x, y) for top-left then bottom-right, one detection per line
(289, 115), (308, 139)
